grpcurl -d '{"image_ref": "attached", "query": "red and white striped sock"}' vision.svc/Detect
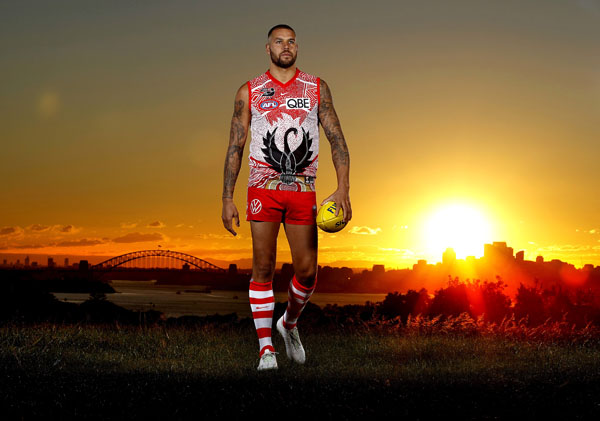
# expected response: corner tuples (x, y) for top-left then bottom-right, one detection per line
(282, 274), (317, 330)
(249, 278), (275, 357)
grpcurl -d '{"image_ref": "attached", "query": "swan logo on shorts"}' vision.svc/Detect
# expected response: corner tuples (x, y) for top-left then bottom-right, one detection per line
(250, 198), (262, 214)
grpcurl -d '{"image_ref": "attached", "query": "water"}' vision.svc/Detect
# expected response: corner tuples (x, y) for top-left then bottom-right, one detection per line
(51, 280), (387, 318)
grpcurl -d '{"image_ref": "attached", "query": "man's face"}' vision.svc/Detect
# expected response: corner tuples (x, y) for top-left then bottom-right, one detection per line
(266, 28), (297, 69)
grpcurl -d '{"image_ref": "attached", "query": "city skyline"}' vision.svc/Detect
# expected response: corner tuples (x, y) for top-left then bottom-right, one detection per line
(2, 240), (598, 272)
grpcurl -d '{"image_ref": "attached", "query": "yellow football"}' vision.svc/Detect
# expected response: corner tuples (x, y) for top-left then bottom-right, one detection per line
(316, 201), (347, 233)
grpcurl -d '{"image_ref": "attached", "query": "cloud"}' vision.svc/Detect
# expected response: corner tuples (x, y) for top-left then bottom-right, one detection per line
(49, 224), (81, 234)
(54, 238), (105, 247)
(38, 90), (61, 118)
(349, 226), (382, 235)
(112, 232), (164, 243)
(195, 233), (244, 240)
(147, 221), (166, 228)
(0, 226), (24, 237)
(0, 237), (106, 249)
(27, 224), (51, 232)
(379, 247), (416, 256)
(536, 244), (591, 253)
(4, 243), (46, 249)
(120, 222), (138, 229)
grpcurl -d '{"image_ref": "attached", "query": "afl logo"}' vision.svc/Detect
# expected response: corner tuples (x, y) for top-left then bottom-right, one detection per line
(260, 100), (279, 110)
(250, 199), (262, 214)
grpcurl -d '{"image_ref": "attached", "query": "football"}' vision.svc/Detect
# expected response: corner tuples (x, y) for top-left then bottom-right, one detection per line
(316, 201), (347, 233)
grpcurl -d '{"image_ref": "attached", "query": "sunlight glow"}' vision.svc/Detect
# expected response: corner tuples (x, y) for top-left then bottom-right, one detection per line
(423, 203), (493, 260)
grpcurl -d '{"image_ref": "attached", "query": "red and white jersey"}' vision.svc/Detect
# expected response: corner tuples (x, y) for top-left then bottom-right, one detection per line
(246, 68), (320, 191)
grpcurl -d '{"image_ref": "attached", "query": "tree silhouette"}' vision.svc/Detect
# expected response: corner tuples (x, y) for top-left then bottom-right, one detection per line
(514, 282), (546, 326)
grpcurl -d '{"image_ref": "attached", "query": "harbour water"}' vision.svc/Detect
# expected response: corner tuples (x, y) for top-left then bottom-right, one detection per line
(51, 280), (388, 318)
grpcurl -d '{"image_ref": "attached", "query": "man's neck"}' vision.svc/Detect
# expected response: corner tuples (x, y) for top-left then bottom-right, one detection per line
(268, 64), (297, 84)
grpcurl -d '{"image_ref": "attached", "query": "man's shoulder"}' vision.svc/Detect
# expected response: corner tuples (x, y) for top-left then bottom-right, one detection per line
(297, 69), (319, 84)
(248, 71), (269, 88)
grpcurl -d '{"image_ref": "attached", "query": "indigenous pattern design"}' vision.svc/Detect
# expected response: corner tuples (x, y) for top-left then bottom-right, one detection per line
(247, 68), (320, 191)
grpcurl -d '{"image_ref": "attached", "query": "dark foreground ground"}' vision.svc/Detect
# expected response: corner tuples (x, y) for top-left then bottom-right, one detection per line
(1, 322), (599, 420)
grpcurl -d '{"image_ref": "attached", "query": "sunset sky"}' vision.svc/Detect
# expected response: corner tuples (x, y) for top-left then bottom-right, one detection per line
(1, 0), (600, 269)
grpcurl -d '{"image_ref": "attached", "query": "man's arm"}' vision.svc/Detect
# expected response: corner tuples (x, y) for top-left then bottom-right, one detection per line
(222, 83), (250, 236)
(318, 78), (352, 222)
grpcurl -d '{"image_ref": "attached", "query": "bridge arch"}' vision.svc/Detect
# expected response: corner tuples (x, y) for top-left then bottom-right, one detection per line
(91, 249), (226, 272)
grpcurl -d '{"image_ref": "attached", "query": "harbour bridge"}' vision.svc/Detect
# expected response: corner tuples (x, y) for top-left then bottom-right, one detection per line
(91, 249), (227, 272)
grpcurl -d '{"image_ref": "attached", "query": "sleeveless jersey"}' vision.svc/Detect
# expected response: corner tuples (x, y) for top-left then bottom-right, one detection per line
(247, 68), (320, 192)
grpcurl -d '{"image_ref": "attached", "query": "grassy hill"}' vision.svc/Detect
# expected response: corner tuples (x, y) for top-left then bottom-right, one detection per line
(1, 322), (599, 419)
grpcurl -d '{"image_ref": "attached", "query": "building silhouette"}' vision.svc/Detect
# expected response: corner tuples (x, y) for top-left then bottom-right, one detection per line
(484, 241), (514, 260)
(516, 250), (524, 262)
(442, 248), (456, 265)
(372, 264), (385, 274)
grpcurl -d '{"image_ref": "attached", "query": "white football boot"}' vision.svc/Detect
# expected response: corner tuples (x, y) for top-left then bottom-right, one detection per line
(257, 349), (278, 371)
(276, 316), (306, 364)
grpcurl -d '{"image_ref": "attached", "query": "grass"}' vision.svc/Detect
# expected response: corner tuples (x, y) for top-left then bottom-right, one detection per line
(1, 322), (600, 419)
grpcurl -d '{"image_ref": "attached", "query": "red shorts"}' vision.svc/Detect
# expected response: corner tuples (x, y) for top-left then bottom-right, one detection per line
(246, 186), (317, 225)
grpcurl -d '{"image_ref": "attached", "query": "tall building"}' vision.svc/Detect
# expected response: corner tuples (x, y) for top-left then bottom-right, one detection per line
(64, 257), (69, 267)
(484, 242), (514, 260)
(516, 250), (524, 262)
(413, 260), (428, 270)
(372, 264), (385, 274)
(442, 248), (456, 265)
(25, 256), (30, 266)
(48, 257), (55, 268)
(228, 263), (238, 275)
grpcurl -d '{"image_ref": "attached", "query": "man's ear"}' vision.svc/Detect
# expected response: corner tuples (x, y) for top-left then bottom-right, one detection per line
(265, 44), (270, 55)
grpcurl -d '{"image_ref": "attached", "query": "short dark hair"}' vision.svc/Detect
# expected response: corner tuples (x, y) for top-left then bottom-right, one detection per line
(267, 24), (295, 39)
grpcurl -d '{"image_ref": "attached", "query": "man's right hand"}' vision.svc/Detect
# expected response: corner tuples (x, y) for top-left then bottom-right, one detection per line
(222, 199), (240, 236)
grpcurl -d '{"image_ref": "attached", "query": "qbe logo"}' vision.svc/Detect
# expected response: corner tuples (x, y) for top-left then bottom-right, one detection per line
(286, 98), (311, 109)
(260, 100), (279, 110)
(250, 199), (262, 214)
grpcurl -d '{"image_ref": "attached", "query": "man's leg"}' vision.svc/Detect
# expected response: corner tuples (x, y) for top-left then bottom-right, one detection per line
(284, 222), (318, 287)
(249, 221), (280, 365)
(276, 222), (318, 363)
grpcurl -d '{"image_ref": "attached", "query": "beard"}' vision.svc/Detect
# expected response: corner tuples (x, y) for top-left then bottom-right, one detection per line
(270, 50), (296, 68)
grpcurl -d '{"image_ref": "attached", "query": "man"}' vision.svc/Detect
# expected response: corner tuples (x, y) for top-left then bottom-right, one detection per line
(221, 24), (351, 370)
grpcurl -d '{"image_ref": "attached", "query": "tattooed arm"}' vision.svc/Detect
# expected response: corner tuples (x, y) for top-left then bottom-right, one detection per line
(222, 83), (250, 236)
(318, 79), (352, 223)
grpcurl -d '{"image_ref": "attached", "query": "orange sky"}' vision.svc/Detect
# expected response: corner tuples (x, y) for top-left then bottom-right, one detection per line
(1, 1), (600, 269)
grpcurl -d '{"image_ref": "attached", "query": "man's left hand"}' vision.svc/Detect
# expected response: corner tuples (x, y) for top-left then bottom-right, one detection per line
(320, 188), (352, 223)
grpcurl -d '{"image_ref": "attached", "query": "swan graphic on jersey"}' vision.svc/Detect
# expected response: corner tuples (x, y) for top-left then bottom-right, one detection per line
(261, 127), (313, 185)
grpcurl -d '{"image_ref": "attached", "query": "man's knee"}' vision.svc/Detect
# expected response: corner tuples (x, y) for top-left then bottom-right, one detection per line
(253, 260), (276, 282)
(294, 265), (318, 288)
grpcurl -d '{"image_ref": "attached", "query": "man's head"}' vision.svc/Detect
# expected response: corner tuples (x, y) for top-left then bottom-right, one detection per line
(266, 24), (297, 69)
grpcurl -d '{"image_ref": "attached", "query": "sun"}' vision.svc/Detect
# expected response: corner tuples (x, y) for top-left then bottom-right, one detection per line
(423, 203), (493, 260)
